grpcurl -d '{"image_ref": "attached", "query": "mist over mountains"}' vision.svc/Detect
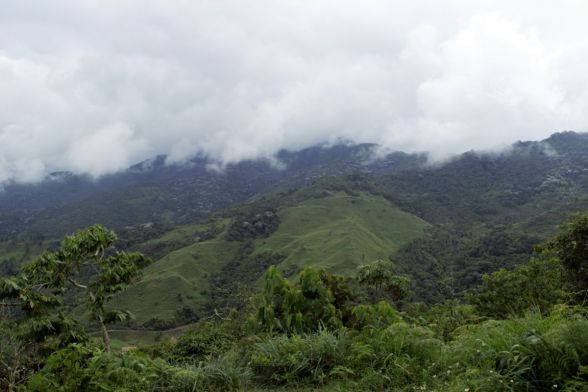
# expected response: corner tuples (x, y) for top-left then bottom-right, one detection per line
(3, 1), (588, 184)
(1, 130), (587, 312)
(1, 131), (586, 241)
(0, 142), (421, 238)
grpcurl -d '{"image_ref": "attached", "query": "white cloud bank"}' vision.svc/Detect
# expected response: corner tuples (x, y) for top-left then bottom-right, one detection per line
(1, 0), (588, 182)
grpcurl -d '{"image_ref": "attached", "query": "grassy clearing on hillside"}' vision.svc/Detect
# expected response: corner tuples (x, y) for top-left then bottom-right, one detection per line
(113, 192), (429, 327)
(112, 222), (240, 325)
(0, 241), (27, 265)
(0, 239), (52, 269)
(255, 192), (430, 275)
(139, 221), (222, 247)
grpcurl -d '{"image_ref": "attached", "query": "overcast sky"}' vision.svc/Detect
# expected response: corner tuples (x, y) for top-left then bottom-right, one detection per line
(1, 0), (588, 183)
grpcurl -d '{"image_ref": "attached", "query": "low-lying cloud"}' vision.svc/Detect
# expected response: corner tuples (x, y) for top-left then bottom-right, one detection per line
(1, 0), (587, 182)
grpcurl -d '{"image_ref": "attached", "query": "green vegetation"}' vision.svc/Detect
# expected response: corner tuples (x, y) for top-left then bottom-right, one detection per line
(109, 192), (429, 328)
(540, 213), (588, 298)
(18, 308), (588, 391)
(254, 192), (430, 274)
(467, 257), (565, 318)
(226, 210), (280, 241)
(112, 231), (241, 326)
(0, 225), (151, 388)
(2, 134), (588, 390)
(257, 266), (344, 333)
(4, 133), (588, 329)
(357, 259), (411, 303)
(2, 215), (588, 391)
(0, 237), (52, 277)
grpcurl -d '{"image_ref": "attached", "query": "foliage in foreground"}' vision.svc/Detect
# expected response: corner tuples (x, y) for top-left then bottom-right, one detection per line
(3, 213), (588, 391)
(0, 225), (151, 389)
(24, 308), (588, 392)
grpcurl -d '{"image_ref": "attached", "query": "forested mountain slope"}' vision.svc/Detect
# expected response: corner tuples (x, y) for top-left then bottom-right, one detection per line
(0, 145), (422, 239)
(2, 131), (588, 326)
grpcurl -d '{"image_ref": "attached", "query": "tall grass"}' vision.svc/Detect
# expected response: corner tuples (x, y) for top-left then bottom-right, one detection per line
(449, 309), (588, 391)
(249, 328), (352, 385)
(26, 308), (588, 391)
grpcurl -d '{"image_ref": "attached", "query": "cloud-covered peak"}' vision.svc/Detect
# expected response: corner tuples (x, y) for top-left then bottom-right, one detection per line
(1, 0), (587, 183)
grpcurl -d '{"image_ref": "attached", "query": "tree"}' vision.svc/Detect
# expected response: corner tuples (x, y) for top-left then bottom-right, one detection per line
(357, 260), (411, 303)
(467, 257), (564, 318)
(0, 225), (151, 353)
(257, 266), (342, 333)
(539, 213), (588, 299)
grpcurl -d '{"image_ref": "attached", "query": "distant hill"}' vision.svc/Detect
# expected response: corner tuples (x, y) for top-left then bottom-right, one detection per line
(2, 131), (588, 327)
(0, 144), (423, 239)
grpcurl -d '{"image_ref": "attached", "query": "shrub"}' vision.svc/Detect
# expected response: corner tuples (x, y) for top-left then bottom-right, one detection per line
(404, 300), (481, 341)
(468, 257), (565, 318)
(28, 344), (164, 392)
(352, 322), (443, 388)
(450, 310), (588, 391)
(165, 359), (252, 391)
(349, 300), (400, 330)
(27, 343), (251, 392)
(171, 330), (233, 363)
(248, 328), (352, 385)
(257, 266), (342, 333)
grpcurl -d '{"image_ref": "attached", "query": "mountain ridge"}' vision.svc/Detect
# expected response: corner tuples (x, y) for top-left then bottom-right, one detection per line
(2, 131), (588, 325)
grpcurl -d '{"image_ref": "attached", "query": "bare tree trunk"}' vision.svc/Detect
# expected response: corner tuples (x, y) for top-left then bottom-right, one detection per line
(99, 316), (111, 353)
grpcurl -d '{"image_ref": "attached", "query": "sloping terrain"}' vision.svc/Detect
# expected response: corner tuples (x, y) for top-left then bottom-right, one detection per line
(112, 192), (430, 325)
(0, 145), (421, 239)
(114, 233), (240, 326)
(3, 131), (588, 328)
(254, 192), (430, 274)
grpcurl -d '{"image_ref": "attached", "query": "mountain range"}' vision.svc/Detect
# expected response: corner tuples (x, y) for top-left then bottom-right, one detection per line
(1, 131), (588, 328)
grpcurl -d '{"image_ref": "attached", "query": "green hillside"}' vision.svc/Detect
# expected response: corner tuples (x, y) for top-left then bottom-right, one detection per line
(254, 192), (430, 274)
(0, 238), (51, 276)
(113, 192), (430, 326)
(112, 232), (240, 326)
